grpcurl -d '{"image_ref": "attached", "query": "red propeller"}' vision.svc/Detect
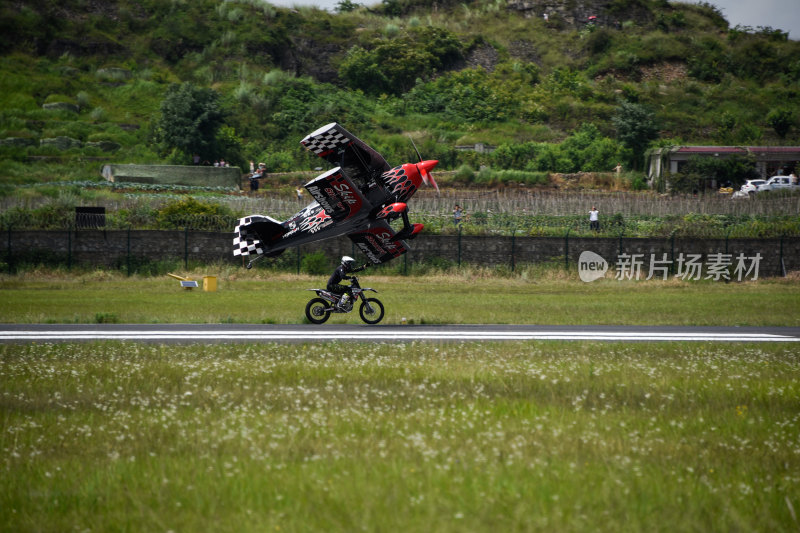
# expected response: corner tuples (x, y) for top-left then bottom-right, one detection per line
(409, 136), (440, 193)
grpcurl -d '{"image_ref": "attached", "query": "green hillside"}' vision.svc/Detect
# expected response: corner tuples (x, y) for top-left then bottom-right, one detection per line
(1, 0), (798, 187)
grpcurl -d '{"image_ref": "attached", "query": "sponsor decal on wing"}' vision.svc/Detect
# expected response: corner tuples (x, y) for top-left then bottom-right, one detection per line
(348, 223), (409, 265)
(304, 167), (367, 221)
(298, 208), (333, 234)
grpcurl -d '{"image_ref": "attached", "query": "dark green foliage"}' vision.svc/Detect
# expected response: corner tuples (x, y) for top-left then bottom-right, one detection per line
(0, 0), (799, 184)
(335, 0), (361, 13)
(154, 197), (235, 230)
(263, 76), (372, 140)
(403, 69), (516, 121)
(491, 125), (626, 173)
(301, 250), (332, 275)
(155, 83), (226, 162)
(767, 108), (794, 139)
(584, 28), (614, 56)
(612, 101), (659, 170)
(339, 41), (434, 95)
(0, 2), (64, 54)
(339, 26), (462, 95)
(677, 154), (759, 190)
(687, 36), (726, 82)
(416, 26), (464, 70)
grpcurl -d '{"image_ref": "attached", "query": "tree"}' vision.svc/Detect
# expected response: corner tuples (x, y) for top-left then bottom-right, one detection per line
(673, 154), (758, 193)
(155, 83), (226, 161)
(339, 41), (435, 95)
(612, 101), (659, 170)
(767, 108), (794, 139)
(335, 0), (360, 12)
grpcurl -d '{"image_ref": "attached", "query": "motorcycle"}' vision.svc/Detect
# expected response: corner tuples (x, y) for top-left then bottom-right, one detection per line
(304, 276), (385, 324)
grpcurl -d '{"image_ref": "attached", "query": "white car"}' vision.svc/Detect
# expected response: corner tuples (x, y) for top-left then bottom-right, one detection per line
(757, 175), (797, 192)
(740, 179), (766, 194)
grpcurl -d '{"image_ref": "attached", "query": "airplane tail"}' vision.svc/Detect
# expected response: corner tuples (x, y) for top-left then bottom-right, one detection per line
(233, 215), (286, 257)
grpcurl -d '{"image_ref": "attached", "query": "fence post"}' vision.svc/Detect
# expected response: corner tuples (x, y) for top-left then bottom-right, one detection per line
(564, 228), (570, 270)
(670, 233), (676, 275)
(510, 226), (516, 272)
(126, 226), (132, 276)
(67, 225), (72, 271)
(456, 225), (461, 268)
(725, 227), (731, 255)
(6, 226), (13, 274)
(296, 246), (301, 275)
(184, 226), (190, 268)
(779, 235), (785, 277)
(618, 229), (624, 258)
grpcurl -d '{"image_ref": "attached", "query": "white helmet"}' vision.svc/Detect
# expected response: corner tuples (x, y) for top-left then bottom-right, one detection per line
(341, 255), (355, 271)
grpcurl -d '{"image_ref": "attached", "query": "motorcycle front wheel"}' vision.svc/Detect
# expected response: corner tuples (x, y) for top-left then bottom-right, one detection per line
(305, 298), (331, 324)
(359, 297), (384, 324)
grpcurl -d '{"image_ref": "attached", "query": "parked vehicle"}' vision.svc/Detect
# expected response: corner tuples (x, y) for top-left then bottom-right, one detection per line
(304, 276), (385, 324)
(756, 175), (797, 192)
(740, 179), (766, 195)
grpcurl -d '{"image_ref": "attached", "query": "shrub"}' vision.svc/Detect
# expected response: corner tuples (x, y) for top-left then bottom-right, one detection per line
(453, 164), (476, 185)
(154, 82), (226, 161)
(154, 197), (235, 230)
(301, 250), (331, 275)
(767, 108), (794, 139)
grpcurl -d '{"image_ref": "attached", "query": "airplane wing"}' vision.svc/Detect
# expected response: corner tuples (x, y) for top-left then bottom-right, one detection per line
(305, 167), (372, 222)
(301, 123), (390, 186)
(348, 221), (410, 265)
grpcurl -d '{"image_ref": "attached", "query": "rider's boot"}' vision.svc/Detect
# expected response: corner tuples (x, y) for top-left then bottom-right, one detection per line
(337, 293), (349, 309)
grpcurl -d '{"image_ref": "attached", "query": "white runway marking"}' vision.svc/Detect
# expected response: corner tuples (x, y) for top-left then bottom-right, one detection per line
(1, 328), (798, 343)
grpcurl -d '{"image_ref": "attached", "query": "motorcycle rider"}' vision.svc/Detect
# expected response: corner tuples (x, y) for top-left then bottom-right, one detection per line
(327, 256), (367, 309)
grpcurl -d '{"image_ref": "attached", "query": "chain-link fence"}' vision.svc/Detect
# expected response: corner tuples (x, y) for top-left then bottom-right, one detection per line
(1, 207), (798, 239)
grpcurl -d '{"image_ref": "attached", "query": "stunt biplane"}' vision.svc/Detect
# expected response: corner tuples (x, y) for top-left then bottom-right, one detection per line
(233, 123), (438, 268)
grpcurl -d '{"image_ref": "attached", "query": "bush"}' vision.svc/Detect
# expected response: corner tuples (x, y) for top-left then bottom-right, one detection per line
(451, 164), (476, 185)
(496, 169), (549, 186)
(154, 197), (235, 230)
(301, 250), (331, 275)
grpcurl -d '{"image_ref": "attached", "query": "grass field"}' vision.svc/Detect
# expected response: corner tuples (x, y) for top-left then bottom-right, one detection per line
(2, 270), (798, 531)
(2, 341), (799, 532)
(1, 268), (799, 326)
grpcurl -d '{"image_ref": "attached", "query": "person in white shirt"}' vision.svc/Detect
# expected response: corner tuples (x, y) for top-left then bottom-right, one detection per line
(589, 206), (599, 231)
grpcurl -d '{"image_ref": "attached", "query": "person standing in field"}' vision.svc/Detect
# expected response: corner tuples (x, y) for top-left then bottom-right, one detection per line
(589, 206), (600, 231)
(453, 204), (463, 227)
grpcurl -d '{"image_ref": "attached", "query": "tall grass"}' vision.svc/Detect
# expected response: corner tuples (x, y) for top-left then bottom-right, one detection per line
(1, 341), (798, 531)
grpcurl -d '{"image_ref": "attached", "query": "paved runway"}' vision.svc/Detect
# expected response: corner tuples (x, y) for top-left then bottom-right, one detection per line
(1, 324), (799, 343)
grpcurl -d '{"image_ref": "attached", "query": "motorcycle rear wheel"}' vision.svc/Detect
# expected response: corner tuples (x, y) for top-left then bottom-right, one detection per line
(305, 298), (331, 324)
(359, 298), (384, 324)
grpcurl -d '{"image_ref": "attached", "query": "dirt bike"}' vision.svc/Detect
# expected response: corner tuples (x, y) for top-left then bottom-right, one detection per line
(304, 276), (385, 324)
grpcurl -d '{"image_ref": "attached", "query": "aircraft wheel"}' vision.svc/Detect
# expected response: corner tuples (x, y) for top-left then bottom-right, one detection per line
(305, 298), (331, 324)
(359, 298), (384, 325)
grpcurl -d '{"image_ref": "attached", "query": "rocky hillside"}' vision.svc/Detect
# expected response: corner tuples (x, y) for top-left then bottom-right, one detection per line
(0, 0), (798, 184)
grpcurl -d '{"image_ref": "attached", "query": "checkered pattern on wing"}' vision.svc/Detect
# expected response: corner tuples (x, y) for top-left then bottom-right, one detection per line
(301, 127), (349, 155)
(232, 216), (264, 257)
